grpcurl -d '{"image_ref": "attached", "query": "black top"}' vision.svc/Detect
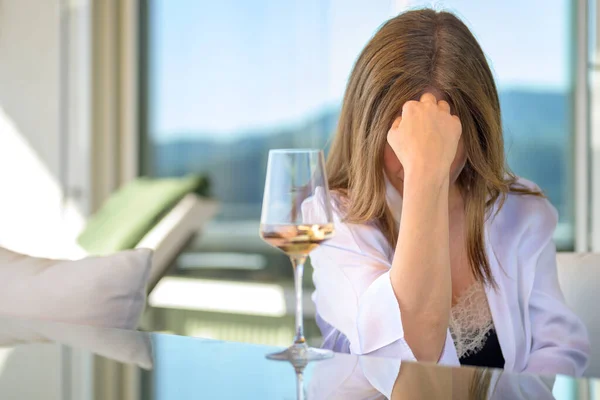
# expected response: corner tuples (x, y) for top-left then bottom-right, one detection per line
(459, 329), (505, 369)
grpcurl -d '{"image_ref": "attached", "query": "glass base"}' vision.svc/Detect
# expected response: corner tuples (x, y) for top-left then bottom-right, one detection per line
(266, 343), (333, 369)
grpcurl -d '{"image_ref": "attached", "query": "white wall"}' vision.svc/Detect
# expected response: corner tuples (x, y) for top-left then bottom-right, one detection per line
(0, 0), (60, 176)
(0, 0), (86, 258)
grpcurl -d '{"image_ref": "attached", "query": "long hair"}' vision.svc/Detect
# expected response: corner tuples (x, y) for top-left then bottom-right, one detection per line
(326, 9), (542, 286)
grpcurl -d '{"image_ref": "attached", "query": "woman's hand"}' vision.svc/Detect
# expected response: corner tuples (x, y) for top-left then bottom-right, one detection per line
(387, 92), (462, 180)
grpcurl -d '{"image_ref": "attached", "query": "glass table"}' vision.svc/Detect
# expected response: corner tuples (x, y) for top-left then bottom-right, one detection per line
(0, 315), (596, 399)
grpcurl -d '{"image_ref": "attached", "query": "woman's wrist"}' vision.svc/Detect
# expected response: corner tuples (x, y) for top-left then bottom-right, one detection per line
(403, 165), (451, 192)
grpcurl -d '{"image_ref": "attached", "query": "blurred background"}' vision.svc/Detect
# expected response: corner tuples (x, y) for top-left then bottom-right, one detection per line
(0, 0), (599, 348)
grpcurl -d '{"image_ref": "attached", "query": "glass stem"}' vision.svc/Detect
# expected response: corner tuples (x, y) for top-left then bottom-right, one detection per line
(291, 255), (307, 345)
(296, 370), (304, 400)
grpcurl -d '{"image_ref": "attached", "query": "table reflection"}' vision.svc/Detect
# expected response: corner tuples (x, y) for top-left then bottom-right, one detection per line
(0, 316), (153, 369)
(307, 353), (559, 399)
(0, 315), (593, 399)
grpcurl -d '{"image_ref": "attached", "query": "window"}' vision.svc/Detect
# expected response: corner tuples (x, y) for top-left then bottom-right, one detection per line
(408, 0), (575, 249)
(142, 0), (575, 257)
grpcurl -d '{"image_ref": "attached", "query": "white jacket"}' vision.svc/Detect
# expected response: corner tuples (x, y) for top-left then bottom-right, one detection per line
(307, 177), (590, 376)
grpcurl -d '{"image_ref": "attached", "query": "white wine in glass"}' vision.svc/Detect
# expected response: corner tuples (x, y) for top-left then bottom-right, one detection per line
(260, 223), (334, 257)
(259, 149), (335, 365)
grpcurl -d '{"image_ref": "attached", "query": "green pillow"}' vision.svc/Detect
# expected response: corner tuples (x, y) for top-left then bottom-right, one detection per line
(78, 175), (209, 255)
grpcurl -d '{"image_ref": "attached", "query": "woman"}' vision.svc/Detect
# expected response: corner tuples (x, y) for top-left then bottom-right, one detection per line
(307, 9), (590, 375)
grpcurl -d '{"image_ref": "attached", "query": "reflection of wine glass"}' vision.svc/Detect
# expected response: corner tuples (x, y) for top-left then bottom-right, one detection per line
(260, 149), (334, 365)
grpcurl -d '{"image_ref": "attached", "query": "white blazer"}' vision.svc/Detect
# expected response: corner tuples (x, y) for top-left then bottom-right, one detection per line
(306, 177), (590, 376)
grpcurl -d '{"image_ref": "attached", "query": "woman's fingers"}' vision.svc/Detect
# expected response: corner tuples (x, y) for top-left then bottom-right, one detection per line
(438, 100), (451, 113)
(420, 92), (438, 104)
(391, 116), (403, 130)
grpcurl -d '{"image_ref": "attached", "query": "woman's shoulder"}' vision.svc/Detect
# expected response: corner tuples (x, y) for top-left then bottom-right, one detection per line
(490, 177), (558, 239)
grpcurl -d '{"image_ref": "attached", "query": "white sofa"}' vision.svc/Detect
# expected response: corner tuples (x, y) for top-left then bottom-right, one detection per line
(135, 193), (219, 293)
(0, 194), (218, 400)
(556, 253), (600, 378)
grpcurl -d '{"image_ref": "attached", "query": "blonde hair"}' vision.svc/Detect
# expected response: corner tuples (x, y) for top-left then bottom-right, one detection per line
(327, 9), (542, 286)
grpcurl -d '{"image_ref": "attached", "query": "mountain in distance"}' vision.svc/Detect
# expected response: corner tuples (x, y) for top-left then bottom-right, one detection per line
(500, 90), (571, 221)
(152, 89), (570, 221)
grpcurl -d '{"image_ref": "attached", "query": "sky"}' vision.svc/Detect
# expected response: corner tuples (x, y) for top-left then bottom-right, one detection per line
(150, 0), (571, 141)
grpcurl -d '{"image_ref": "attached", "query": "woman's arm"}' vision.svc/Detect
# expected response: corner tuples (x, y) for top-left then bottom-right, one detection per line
(307, 191), (459, 364)
(386, 92), (461, 362)
(391, 170), (452, 362)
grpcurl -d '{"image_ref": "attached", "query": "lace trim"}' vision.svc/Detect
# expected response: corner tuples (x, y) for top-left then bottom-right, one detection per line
(449, 283), (494, 359)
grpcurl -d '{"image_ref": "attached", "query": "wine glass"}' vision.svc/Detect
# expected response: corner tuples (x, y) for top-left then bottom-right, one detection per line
(260, 149), (335, 365)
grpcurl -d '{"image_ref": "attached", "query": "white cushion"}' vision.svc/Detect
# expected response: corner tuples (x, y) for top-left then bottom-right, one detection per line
(556, 253), (600, 378)
(0, 247), (152, 330)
